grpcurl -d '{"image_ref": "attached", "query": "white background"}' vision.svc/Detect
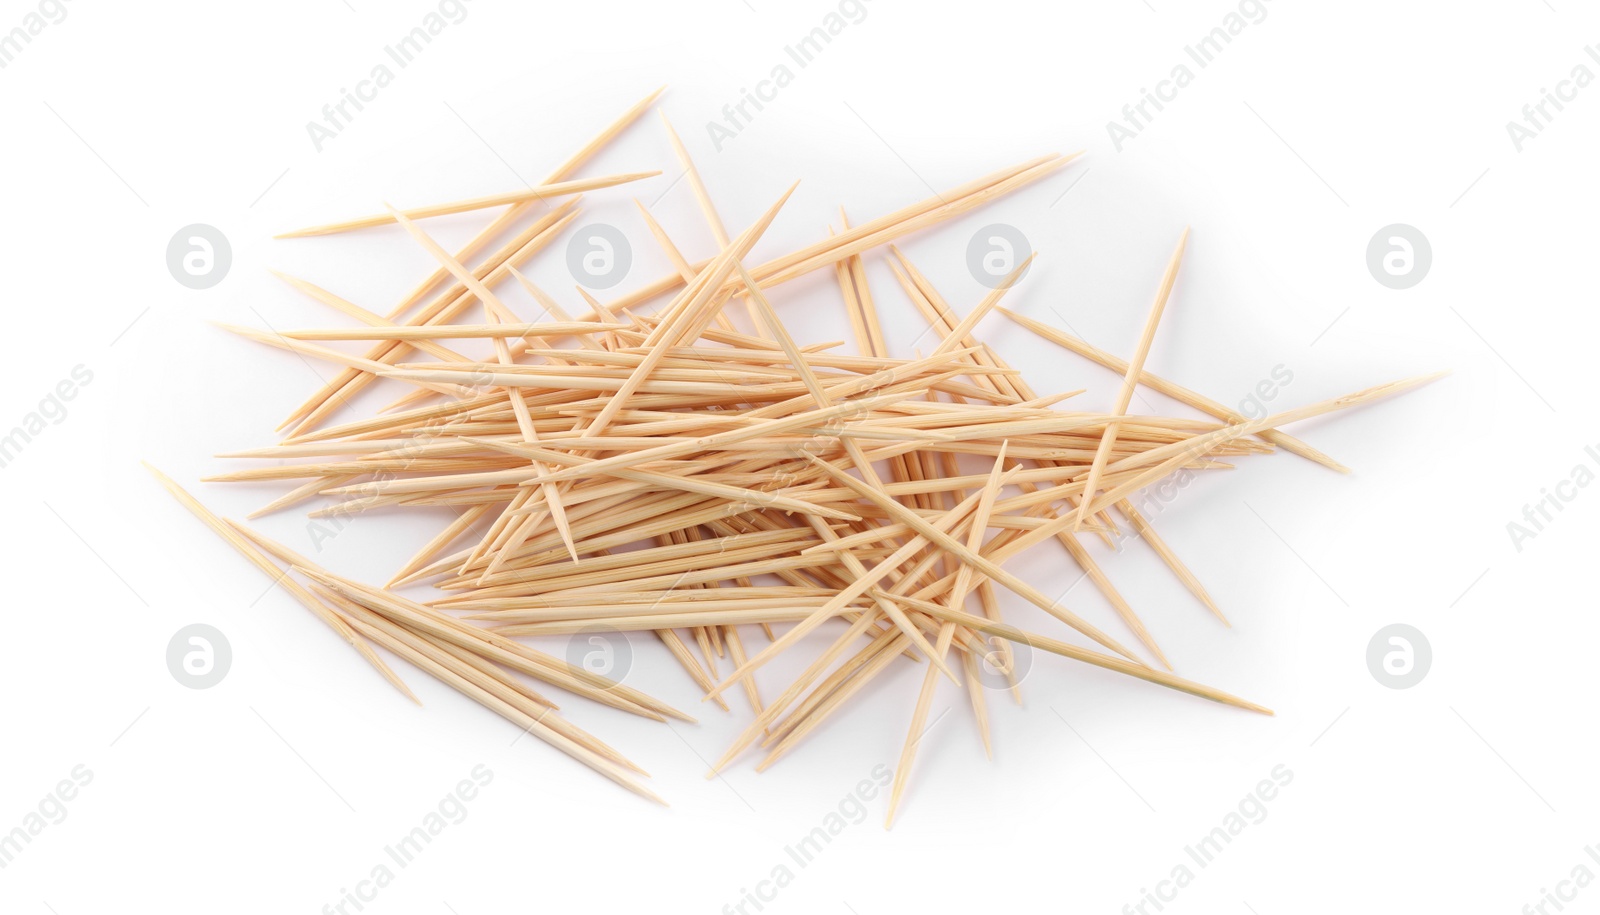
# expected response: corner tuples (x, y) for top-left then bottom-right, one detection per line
(2, 1), (1596, 913)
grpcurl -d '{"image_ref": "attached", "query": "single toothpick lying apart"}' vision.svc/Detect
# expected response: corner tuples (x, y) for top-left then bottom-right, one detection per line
(150, 85), (1443, 824)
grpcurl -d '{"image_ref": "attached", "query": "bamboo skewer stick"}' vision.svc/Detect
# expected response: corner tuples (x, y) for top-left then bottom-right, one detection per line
(484, 293), (582, 566)
(281, 84), (667, 430)
(916, 604), (1271, 715)
(144, 463), (420, 703)
(389, 503), (491, 587)
(583, 183), (798, 438)
(1118, 499), (1229, 626)
(702, 476), (1010, 703)
(1075, 228), (1188, 531)
(153, 91), (1445, 816)
(737, 254), (892, 496)
(996, 306), (1345, 472)
(247, 473), (357, 519)
(885, 446), (1009, 827)
(657, 111), (760, 336)
(886, 620), (957, 829)
(888, 250), (1221, 638)
(804, 455), (1146, 665)
(324, 589), (665, 803)
(276, 171), (661, 238)
(388, 202), (536, 322)
(271, 272), (473, 364)
(216, 324), (476, 399)
(275, 322), (627, 341)
(285, 202), (584, 432)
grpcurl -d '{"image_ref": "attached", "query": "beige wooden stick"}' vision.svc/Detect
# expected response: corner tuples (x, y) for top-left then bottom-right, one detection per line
(170, 95), (1452, 822)
(388, 503), (491, 588)
(388, 201), (536, 322)
(583, 182), (798, 437)
(226, 521), (692, 721)
(927, 255), (1035, 358)
(915, 604), (1271, 715)
(707, 608), (891, 775)
(885, 447), (1012, 828)
(805, 455), (1146, 666)
(327, 592), (666, 803)
(756, 628), (912, 770)
(1100, 372), (1447, 483)
(270, 271), (473, 363)
(280, 200), (581, 432)
(886, 620), (957, 829)
(276, 170), (660, 238)
(1118, 499), (1229, 626)
(215, 324), (474, 399)
(997, 306), (1345, 472)
(143, 464), (418, 703)
(736, 259), (892, 494)
(1075, 228), (1188, 530)
(287, 81), (664, 425)
(276, 322), (625, 341)
(482, 296), (581, 566)
(722, 624), (765, 720)
(247, 473), (356, 520)
(659, 110), (765, 337)
(506, 267), (611, 351)
(704, 476), (1011, 702)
